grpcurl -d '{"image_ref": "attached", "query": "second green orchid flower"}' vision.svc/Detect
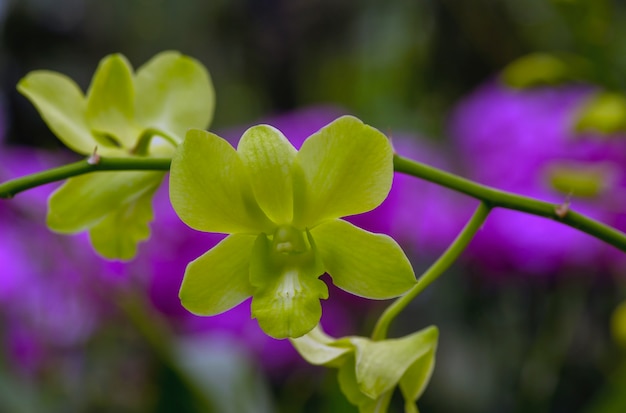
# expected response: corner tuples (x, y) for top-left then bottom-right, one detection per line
(18, 51), (215, 260)
(292, 325), (438, 413)
(169, 116), (417, 339)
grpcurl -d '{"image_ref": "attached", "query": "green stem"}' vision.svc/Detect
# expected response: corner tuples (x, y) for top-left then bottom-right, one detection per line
(132, 128), (180, 155)
(372, 202), (491, 340)
(0, 157), (171, 198)
(394, 155), (626, 252)
(2, 154), (626, 253)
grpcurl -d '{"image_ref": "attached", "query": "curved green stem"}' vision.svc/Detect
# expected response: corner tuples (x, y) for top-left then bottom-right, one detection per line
(372, 202), (491, 340)
(394, 155), (626, 252)
(132, 128), (180, 155)
(0, 157), (171, 198)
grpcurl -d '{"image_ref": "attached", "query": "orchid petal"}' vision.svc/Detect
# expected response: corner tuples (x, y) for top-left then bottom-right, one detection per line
(311, 219), (415, 299)
(169, 129), (273, 234)
(179, 234), (256, 315)
(337, 357), (394, 413)
(86, 54), (140, 149)
(47, 171), (164, 233)
(398, 328), (439, 411)
(135, 51), (215, 140)
(290, 325), (353, 367)
(349, 326), (438, 400)
(238, 125), (297, 224)
(17, 71), (94, 155)
(88, 182), (160, 260)
(294, 115), (393, 226)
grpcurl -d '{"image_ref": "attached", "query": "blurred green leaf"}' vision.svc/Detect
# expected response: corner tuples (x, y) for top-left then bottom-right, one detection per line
(544, 161), (616, 198)
(502, 53), (589, 88)
(574, 91), (626, 134)
(584, 363), (626, 413)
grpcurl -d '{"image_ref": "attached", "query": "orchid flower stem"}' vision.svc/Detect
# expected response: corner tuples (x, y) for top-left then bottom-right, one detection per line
(132, 128), (179, 155)
(371, 202), (491, 341)
(393, 155), (626, 252)
(0, 157), (171, 198)
(2, 154), (626, 253)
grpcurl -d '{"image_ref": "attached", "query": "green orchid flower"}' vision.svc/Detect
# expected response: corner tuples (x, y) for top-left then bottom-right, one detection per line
(17, 51), (214, 260)
(169, 115), (417, 339)
(291, 325), (438, 413)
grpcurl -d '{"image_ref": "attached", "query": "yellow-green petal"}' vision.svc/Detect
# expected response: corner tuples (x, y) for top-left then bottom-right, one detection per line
(250, 233), (328, 339)
(47, 171), (164, 233)
(179, 234), (256, 315)
(169, 129), (273, 234)
(350, 326), (438, 400)
(237, 125), (297, 224)
(135, 51), (215, 140)
(337, 356), (394, 413)
(86, 54), (141, 149)
(294, 115), (393, 227)
(88, 182), (160, 261)
(290, 325), (353, 367)
(17, 71), (94, 155)
(398, 328), (439, 411)
(311, 219), (416, 299)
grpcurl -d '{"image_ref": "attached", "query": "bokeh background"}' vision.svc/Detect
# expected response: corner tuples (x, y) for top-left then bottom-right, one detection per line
(2, 0), (626, 412)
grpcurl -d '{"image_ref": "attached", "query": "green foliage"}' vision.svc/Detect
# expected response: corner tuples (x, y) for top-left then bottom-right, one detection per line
(170, 116), (417, 339)
(545, 161), (615, 198)
(501, 53), (589, 88)
(574, 91), (626, 134)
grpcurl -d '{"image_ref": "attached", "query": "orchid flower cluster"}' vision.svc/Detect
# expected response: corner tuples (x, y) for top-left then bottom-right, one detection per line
(2, 50), (626, 412)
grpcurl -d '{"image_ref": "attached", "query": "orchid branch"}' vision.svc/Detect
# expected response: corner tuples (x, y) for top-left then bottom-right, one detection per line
(1, 154), (625, 254)
(393, 155), (626, 252)
(371, 202), (491, 340)
(0, 157), (171, 198)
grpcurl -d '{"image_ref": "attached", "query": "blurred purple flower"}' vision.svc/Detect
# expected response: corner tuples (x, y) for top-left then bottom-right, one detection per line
(0, 143), (113, 375)
(450, 81), (626, 276)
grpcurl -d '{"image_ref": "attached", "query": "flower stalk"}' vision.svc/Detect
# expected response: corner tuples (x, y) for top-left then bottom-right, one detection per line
(3, 154), (625, 252)
(393, 155), (626, 251)
(0, 157), (171, 199)
(371, 202), (491, 341)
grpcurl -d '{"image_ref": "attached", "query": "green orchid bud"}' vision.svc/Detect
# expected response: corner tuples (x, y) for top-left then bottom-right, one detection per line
(170, 116), (417, 338)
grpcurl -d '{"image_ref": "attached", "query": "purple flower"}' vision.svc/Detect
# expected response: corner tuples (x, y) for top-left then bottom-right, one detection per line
(0, 144), (113, 375)
(450, 81), (626, 276)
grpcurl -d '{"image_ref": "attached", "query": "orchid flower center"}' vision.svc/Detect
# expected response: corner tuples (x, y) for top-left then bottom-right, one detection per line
(270, 225), (315, 267)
